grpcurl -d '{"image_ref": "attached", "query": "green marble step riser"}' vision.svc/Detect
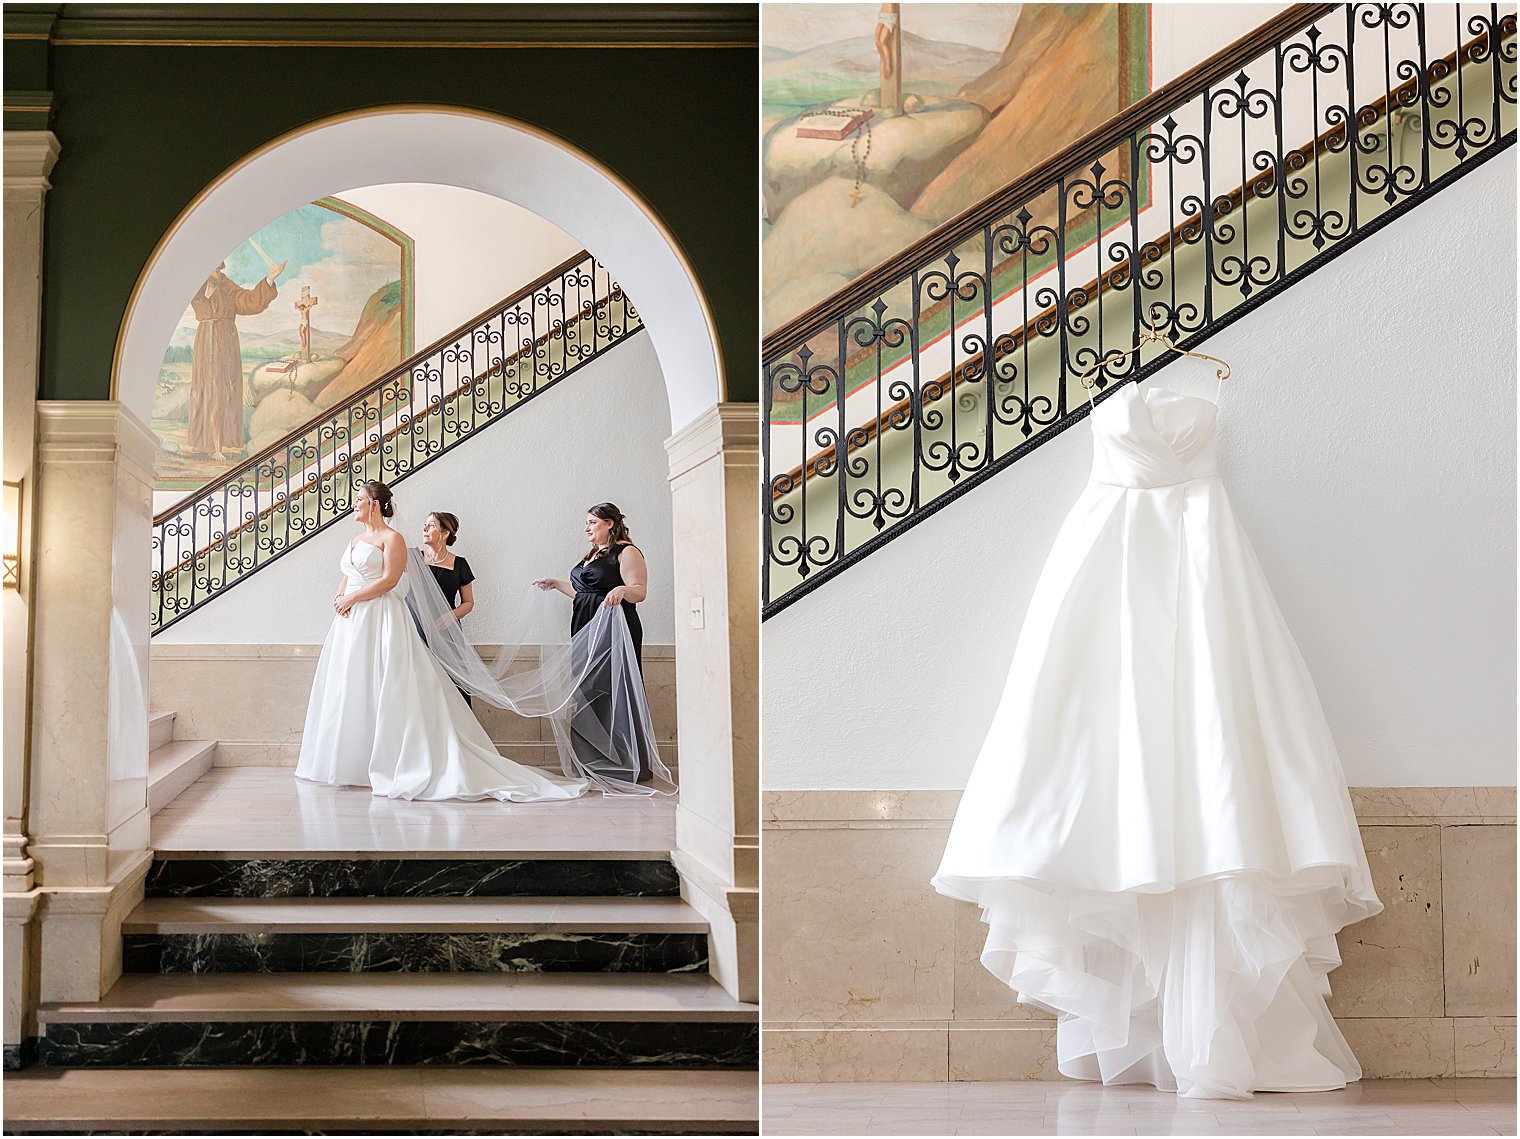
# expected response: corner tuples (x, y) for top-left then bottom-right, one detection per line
(144, 858), (682, 899)
(121, 931), (708, 974)
(37, 1021), (759, 1070)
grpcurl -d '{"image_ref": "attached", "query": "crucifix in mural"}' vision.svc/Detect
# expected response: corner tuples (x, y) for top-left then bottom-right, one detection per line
(762, 3), (1152, 335)
(153, 197), (415, 497)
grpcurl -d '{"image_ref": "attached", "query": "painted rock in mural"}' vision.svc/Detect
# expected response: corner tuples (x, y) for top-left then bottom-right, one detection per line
(762, 177), (933, 330)
(248, 354), (346, 403)
(248, 388), (321, 453)
(762, 94), (986, 220)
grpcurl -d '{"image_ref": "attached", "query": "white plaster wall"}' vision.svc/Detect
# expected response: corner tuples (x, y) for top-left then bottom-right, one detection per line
(763, 153), (1517, 791)
(156, 331), (676, 645)
(1152, 4), (1290, 87)
(333, 183), (585, 347)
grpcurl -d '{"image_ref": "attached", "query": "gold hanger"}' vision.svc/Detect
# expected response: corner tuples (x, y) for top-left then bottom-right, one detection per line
(1077, 305), (1232, 391)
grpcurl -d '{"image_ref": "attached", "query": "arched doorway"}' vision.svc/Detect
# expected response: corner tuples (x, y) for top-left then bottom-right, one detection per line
(19, 107), (754, 1026)
(114, 106), (725, 431)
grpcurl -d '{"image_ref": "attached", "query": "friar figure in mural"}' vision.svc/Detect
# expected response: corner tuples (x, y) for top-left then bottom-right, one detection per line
(188, 253), (285, 460)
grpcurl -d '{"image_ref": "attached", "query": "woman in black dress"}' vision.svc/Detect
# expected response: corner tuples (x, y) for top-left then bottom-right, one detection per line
(533, 502), (652, 781)
(419, 511), (476, 705)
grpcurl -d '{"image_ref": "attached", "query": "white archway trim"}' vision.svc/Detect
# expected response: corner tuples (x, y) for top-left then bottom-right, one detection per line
(113, 105), (723, 430)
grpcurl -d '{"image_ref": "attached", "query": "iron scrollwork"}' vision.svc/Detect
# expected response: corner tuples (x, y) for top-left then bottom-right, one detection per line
(151, 252), (644, 634)
(762, 2), (1516, 618)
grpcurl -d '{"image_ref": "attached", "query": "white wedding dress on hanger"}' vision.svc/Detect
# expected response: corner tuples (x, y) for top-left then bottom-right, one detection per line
(932, 379), (1381, 1100)
(295, 538), (588, 803)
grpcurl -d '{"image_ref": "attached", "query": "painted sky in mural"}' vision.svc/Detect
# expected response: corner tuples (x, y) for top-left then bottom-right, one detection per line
(153, 198), (413, 494)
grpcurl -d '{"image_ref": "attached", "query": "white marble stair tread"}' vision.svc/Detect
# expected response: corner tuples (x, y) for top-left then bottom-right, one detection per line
(149, 843), (679, 860)
(146, 739), (216, 814)
(2, 1066), (759, 1132)
(124, 895), (709, 934)
(148, 708), (176, 751)
(38, 972), (759, 1023)
(151, 766), (679, 857)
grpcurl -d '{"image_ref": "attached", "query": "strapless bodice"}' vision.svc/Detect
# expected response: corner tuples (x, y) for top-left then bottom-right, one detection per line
(341, 539), (385, 590)
(1090, 384), (1220, 489)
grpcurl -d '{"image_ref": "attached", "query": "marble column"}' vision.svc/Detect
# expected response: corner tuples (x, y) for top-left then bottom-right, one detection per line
(4, 128), (59, 1067)
(665, 404), (759, 1004)
(26, 401), (156, 1010)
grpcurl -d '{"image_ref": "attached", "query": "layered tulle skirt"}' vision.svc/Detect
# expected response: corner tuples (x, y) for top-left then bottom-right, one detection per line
(932, 474), (1381, 1099)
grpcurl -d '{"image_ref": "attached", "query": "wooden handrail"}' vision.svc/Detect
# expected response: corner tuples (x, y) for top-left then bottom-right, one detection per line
(768, 18), (1504, 498)
(154, 248), (595, 526)
(761, 3), (1338, 357)
(154, 290), (633, 584)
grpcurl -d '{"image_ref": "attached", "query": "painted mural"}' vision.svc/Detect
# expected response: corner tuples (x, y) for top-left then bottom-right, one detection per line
(762, 3), (1151, 332)
(152, 197), (414, 494)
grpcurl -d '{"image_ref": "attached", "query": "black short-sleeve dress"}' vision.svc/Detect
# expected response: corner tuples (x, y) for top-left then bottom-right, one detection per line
(415, 550), (476, 706)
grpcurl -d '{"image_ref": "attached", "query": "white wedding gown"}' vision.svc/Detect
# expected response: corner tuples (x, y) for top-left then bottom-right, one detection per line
(294, 538), (588, 802)
(932, 382), (1382, 1100)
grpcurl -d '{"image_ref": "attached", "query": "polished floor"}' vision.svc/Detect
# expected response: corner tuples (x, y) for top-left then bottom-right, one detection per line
(152, 766), (677, 856)
(5, 1066), (758, 1133)
(761, 1078), (1517, 1136)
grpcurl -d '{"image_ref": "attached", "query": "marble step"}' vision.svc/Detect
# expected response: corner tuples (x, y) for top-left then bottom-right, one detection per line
(145, 855), (681, 898)
(148, 708), (176, 751)
(39, 972), (755, 1022)
(36, 974), (759, 1069)
(2, 1066), (759, 1134)
(121, 897), (710, 974)
(147, 739), (216, 815)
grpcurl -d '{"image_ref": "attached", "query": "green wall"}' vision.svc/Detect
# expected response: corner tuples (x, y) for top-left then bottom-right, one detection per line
(28, 38), (757, 403)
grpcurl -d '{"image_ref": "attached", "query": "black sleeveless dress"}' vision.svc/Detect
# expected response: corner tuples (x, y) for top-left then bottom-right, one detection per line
(568, 542), (651, 782)
(570, 543), (643, 668)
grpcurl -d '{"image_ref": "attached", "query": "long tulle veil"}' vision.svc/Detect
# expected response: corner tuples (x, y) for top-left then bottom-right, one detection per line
(395, 530), (672, 797)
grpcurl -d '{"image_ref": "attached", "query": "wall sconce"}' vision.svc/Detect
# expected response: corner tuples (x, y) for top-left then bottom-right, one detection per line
(3, 480), (21, 591)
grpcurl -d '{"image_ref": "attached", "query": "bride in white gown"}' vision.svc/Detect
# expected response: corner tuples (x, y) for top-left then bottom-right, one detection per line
(933, 372), (1382, 1100)
(294, 479), (588, 803)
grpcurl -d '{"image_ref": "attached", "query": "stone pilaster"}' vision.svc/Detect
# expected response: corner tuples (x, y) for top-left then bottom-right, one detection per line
(665, 403), (758, 1003)
(28, 401), (156, 1004)
(4, 128), (59, 1062)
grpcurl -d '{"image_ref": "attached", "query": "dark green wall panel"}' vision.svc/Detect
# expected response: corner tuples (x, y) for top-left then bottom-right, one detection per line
(38, 42), (758, 403)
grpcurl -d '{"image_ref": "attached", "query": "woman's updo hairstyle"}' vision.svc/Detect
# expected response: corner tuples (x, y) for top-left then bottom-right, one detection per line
(360, 480), (395, 519)
(430, 511), (460, 546)
(582, 502), (632, 564)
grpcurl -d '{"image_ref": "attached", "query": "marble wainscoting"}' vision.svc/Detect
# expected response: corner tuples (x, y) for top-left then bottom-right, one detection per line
(148, 642), (679, 770)
(762, 788), (1516, 1083)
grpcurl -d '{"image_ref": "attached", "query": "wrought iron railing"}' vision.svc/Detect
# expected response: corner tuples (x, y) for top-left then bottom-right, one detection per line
(152, 250), (642, 633)
(761, 2), (1516, 618)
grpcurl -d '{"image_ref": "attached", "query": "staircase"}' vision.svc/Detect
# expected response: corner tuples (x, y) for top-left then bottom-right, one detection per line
(152, 249), (643, 635)
(9, 766), (758, 1133)
(761, 2), (1516, 617)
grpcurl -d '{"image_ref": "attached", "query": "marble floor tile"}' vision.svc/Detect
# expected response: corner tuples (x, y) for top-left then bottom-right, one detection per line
(761, 1079), (1516, 1136)
(416, 1067), (758, 1125)
(2, 1066), (430, 1127)
(3, 1065), (757, 1131)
